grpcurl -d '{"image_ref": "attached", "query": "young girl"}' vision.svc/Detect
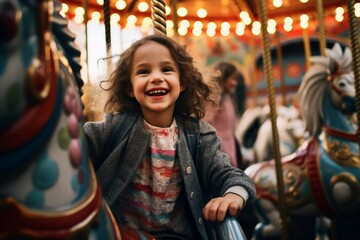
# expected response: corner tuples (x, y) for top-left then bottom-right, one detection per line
(203, 62), (242, 168)
(84, 34), (255, 239)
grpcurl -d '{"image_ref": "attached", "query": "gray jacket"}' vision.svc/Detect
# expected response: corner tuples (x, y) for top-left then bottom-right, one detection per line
(84, 112), (256, 239)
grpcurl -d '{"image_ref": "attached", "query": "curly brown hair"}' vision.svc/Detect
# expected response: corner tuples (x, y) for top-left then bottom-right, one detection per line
(101, 34), (218, 119)
(212, 61), (238, 90)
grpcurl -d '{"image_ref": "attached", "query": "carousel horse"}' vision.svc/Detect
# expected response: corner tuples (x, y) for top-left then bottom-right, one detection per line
(0, 1), (122, 239)
(252, 105), (306, 163)
(245, 43), (359, 239)
(236, 104), (306, 164)
(0, 1), (245, 239)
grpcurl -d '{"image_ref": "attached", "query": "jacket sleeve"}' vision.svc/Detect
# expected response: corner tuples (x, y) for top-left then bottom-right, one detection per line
(197, 120), (256, 202)
(83, 113), (115, 163)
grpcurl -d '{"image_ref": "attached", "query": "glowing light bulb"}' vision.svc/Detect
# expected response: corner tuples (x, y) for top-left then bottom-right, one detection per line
(116, 0), (126, 10)
(165, 6), (171, 15)
(197, 8), (207, 18)
(177, 7), (188, 17)
(138, 2), (149, 12)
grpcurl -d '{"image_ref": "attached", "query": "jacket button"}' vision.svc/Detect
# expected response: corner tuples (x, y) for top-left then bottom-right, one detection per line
(186, 167), (192, 174)
(190, 192), (194, 199)
(198, 218), (203, 225)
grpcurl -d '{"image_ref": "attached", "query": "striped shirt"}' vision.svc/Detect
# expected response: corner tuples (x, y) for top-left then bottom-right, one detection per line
(119, 119), (192, 237)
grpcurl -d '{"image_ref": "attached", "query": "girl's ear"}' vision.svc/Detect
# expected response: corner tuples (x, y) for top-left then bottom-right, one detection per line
(180, 84), (186, 92)
(127, 87), (135, 97)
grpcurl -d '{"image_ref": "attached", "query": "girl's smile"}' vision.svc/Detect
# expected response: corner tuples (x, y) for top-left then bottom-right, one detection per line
(147, 88), (169, 96)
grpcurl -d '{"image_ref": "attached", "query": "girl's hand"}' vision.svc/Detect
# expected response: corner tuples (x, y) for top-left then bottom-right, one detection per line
(202, 193), (244, 222)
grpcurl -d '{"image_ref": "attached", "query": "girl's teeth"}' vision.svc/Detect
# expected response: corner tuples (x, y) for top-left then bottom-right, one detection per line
(148, 90), (167, 95)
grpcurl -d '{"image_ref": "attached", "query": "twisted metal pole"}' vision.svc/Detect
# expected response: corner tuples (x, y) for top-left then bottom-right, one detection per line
(83, 0), (89, 83)
(171, 0), (179, 37)
(346, 0), (360, 147)
(258, 0), (289, 238)
(275, 31), (286, 105)
(103, 0), (111, 50)
(151, 0), (167, 35)
(316, 0), (326, 56)
(250, 38), (259, 106)
(102, 0), (112, 80)
(302, 27), (311, 70)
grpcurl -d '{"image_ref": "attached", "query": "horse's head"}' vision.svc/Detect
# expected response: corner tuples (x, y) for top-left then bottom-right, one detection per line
(0, 1), (123, 239)
(0, 0), (54, 129)
(0, 0), (87, 201)
(1, 0), (83, 123)
(0, 0), (30, 128)
(327, 45), (355, 114)
(298, 43), (355, 137)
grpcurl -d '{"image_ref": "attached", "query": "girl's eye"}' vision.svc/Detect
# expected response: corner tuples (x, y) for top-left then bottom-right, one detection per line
(137, 69), (149, 75)
(163, 67), (173, 72)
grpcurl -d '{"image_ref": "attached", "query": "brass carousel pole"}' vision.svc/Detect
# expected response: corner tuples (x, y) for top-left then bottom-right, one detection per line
(250, 37), (259, 106)
(103, 0), (112, 78)
(275, 30), (286, 105)
(316, 0), (326, 56)
(316, 1), (337, 237)
(83, 0), (89, 83)
(151, 0), (167, 35)
(346, 0), (360, 147)
(103, 0), (111, 52)
(258, 0), (289, 239)
(302, 25), (312, 70)
(171, 0), (179, 37)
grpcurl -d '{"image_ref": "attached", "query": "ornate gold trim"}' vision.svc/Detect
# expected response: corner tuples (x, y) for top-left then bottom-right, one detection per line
(323, 136), (360, 168)
(330, 173), (360, 203)
(254, 163), (311, 208)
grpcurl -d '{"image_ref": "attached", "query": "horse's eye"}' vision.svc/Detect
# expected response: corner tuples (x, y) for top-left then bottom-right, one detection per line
(339, 82), (346, 88)
(336, 77), (348, 88)
(0, 2), (18, 45)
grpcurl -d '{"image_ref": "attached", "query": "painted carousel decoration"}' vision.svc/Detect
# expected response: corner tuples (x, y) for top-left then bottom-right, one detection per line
(245, 43), (360, 239)
(0, 1), (121, 239)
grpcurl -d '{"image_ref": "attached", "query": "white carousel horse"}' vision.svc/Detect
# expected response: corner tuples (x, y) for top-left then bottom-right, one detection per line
(245, 43), (359, 239)
(236, 104), (306, 164)
(0, 1), (245, 239)
(253, 105), (306, 163)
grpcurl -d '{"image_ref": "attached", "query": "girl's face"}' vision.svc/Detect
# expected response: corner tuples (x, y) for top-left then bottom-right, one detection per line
(129, 41), (184, 127)
(223, 72), (238, 94)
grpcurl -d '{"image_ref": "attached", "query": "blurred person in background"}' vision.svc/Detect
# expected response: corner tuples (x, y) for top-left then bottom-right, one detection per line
(204, 61), (243, 168)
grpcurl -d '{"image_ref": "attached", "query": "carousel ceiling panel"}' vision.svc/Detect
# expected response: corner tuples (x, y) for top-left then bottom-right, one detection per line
(61, 0), (350, 23)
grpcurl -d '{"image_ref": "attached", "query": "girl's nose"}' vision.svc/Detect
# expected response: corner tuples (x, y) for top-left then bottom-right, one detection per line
(150, 71), (164, 82)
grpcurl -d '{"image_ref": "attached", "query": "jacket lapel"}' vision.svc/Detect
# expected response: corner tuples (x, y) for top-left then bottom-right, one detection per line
(101, 115), (151, 206)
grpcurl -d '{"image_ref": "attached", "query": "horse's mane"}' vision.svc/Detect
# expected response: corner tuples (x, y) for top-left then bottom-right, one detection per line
(298, 43), (352, 137)
(52, 1), (83, 93)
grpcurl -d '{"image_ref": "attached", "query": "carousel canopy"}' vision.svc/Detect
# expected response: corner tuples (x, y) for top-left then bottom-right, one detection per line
(60, 0), (352, 36)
